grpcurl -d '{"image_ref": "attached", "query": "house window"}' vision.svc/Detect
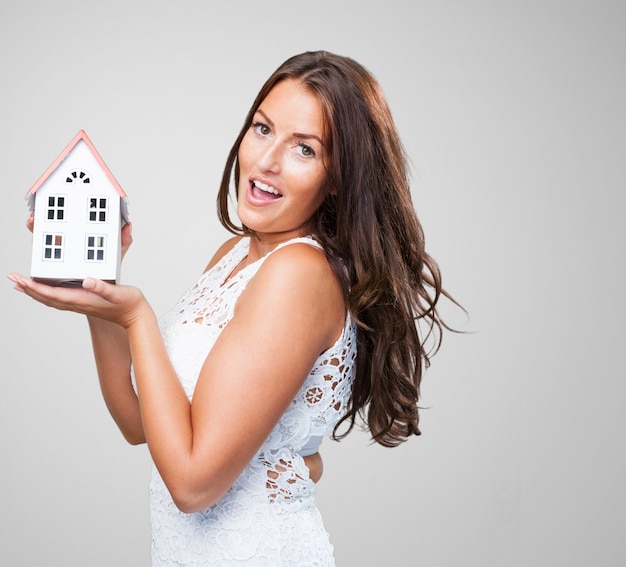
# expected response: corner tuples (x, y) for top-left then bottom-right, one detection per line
(43, 233), (64, 261)
(88, 197), (108, 222)
(46, 195), (66, 220)
(86, 235), (106, 262)
(66, 169), (90, 184)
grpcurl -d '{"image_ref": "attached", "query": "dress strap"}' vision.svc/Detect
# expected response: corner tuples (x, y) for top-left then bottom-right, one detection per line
(265, 236), (322, 257)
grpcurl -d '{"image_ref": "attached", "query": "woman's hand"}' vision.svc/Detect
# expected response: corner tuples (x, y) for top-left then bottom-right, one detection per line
(19, 213), (137, 321)
(7, 273), (149, 329)
(120, 221), (133, 259)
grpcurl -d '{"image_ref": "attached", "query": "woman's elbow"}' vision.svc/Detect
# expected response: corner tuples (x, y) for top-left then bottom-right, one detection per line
(168, 479), (229, 514)
(120, 427), (146, 446)
(170, 488), (214, 514)
(173, 496), (203, 514)
(108, 410), (146, 446)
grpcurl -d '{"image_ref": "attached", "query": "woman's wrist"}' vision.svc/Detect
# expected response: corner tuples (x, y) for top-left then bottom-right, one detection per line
(124, 295), (154, 332)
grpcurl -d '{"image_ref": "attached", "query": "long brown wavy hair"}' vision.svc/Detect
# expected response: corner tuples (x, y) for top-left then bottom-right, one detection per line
(218, 51), (457, 447)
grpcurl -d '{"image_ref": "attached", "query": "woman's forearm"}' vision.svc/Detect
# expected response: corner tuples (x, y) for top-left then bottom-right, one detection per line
(87, 315), (145, 444)
(125, 305), (194, 480)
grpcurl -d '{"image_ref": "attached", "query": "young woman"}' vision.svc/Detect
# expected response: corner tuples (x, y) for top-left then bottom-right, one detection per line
(10, 51), (454, 566)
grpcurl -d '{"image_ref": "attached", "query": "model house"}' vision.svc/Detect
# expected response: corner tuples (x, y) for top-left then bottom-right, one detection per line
(26, 130), (129, 286)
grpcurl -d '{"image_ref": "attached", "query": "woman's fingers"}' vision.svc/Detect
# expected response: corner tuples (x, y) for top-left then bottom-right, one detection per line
(9, 273), (101, 312)
(121, 222), (133, 258)
(81, 277), (120, 302)
(7, 273), (146, 328)
(121, 222), (133, 245)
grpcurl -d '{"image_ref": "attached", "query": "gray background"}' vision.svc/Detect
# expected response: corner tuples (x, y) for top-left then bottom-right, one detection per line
(1, 1), (624, 565)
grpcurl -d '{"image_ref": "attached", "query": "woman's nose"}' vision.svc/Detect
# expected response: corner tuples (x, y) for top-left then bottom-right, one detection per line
(256, 141), (281, 173)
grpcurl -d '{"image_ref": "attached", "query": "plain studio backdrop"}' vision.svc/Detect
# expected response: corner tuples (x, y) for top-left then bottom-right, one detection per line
(1, 1), (623, 565)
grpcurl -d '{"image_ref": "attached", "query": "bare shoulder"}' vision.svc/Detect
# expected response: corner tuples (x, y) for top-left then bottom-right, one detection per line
(239, 242), (345, 347)
(203, 236), (243, 273)
(261, 243), (340, 293)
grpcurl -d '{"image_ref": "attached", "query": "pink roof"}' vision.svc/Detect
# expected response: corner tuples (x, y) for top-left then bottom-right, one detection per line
(26, 130), (127, 198)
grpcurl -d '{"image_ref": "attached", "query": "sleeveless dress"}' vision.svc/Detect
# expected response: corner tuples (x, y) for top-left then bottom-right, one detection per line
(150, 236), (358, 566)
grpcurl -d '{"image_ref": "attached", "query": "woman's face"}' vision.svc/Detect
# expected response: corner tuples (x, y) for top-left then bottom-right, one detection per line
(237, 79), (329, 242)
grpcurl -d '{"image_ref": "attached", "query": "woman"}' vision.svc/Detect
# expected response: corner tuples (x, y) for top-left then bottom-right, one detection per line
(10, 51), (453, 565)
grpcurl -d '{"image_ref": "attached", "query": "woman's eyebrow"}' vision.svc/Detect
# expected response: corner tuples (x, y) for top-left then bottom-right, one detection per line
(256, 109), (274, 129)
(256, 109), (323, 145)
(294, 132), (323, 144)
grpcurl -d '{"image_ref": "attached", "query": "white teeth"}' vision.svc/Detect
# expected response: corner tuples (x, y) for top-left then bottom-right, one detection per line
(253, 180), (281, 196)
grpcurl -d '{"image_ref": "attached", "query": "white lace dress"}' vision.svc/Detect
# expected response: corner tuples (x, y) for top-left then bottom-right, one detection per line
(150, 236), (357, 566)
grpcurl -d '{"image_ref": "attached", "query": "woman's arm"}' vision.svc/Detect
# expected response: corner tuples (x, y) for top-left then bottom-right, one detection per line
(9, 242), (344, 513)
(87, 316), (144, 444)
(128, 243), (344, 512)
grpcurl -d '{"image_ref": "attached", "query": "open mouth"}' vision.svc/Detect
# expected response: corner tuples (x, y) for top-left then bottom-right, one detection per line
(250, 179), (283, 200)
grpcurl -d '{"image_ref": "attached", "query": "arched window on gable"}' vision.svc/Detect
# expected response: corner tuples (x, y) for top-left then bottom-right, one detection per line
(66, 169), (91, 184)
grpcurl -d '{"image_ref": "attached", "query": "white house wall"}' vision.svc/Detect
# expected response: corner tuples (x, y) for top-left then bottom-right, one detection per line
(30, 140), (122, 283)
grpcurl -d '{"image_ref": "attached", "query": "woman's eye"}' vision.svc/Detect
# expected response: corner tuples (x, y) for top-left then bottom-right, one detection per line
(253, 122), (270, 136)
(298, 143), (315, 158)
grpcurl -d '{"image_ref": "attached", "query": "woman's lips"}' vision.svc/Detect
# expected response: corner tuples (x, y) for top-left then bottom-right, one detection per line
(248, 180), (283, 203)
